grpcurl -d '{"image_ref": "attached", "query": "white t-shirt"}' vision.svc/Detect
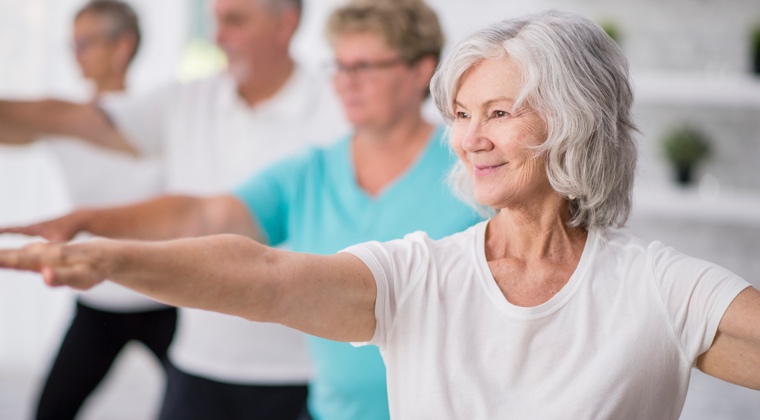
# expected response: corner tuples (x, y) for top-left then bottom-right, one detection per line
(344, 220), (750, 419)
(46, 93), (164, 207)
(45, 92), (167, 312)
(101, 67), (349, 383)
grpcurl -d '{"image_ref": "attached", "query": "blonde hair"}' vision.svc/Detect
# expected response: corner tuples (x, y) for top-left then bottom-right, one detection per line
(326, 0), (444, 65)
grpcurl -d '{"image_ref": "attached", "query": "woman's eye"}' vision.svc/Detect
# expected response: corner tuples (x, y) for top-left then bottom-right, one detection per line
(492, 110), (509, 118)
(455, 111), (469, 119)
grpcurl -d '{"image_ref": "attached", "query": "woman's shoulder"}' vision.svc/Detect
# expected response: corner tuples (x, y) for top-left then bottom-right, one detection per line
(348, 220), (485, 263)
(387, 221), (487, 266)
(596, 228), (651, 254)
(406, 220), (485, 245)
(594, 228), (739, 281)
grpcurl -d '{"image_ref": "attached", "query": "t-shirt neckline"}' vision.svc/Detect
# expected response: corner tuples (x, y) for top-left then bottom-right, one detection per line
(342, 125), (445, 202)
(473, 219), (599, 318)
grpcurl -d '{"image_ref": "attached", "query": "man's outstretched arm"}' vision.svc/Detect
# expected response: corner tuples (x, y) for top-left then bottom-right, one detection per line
(0, 194), (259, 243)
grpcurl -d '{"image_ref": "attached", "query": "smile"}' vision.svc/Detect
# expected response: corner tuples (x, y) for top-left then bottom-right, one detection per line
(472, 163), (506, 176)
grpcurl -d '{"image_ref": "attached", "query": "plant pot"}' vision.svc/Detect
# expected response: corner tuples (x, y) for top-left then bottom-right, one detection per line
(674, 164), (693, 185)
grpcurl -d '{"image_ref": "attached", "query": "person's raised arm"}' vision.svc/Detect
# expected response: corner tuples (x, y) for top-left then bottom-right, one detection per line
(697, 286), (760, 390)
(0, 99), (136, 154)
(0, 120), (38, 145)
(0, 234), (377, 342)
(0, 194), (261, 243)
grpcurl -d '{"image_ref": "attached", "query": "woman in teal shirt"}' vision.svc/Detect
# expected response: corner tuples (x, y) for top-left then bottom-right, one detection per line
(0, 0), (481, 418)
(239, 2), (482, 416)
(235, 124), (476, 418)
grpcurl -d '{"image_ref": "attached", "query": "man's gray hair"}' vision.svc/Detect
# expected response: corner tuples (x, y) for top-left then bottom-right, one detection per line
(430, 9), (638, 229)
(259, 0), (302, 13)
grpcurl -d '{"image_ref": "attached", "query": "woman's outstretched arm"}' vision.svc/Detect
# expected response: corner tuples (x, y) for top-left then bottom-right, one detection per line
(697, 287), (760, 390)
(0, 234), (377, 342)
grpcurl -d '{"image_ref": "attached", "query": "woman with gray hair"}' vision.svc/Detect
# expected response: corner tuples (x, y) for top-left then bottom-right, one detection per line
(0, 9), (758, 419)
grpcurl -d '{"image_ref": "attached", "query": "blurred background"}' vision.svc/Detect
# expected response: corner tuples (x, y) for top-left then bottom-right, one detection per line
(1, 0), (759, 418)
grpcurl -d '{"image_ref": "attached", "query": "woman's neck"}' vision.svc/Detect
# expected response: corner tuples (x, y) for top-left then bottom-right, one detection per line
(486, 194), (586, 262)
(351, 113), (433, 196)
(484, 198), (588, 307)
(354, 112), (431, 152)
(94, 72), (127, 96)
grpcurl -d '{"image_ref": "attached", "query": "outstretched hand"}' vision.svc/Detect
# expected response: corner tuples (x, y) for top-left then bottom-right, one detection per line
(0, 241), (109, 290)
(0, 212), (88, 242)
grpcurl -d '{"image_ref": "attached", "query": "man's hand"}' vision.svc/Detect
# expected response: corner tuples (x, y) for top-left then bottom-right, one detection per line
(0, 240), (110, 290)
(0, 100), (138, 155)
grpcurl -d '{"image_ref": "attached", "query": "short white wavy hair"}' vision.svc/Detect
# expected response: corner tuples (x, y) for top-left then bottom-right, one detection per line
(430, 10), (638, 229)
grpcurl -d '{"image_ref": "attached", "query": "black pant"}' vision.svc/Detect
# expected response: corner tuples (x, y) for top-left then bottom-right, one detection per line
(35, 301), (177, 420)
(158, 362), (309, 420)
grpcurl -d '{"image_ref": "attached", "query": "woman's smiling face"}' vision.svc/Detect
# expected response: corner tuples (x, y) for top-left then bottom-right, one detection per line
(451, 55), (552, 209)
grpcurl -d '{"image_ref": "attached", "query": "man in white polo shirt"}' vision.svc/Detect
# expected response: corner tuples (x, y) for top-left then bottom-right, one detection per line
(0, 0), (347, 418)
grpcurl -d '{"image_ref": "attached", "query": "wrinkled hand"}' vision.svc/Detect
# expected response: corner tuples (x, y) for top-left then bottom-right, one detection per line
(0, 211), (89, 242)
(0, 241), (109, 290)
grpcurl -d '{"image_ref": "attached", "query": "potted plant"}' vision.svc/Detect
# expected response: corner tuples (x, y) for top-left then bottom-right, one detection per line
(661, 126), (712, 186)
(751, 23), (760, 75)
(599, 20), (621, 45)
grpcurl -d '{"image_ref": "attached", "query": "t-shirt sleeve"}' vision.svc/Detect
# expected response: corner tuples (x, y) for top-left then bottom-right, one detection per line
(341, 231), (434, 349)
(231, 149), (314, 247)
(650, 242), (751, 363)
(98, 86), (172, 157)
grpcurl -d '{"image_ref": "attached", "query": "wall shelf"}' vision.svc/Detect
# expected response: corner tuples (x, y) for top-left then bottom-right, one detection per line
(632, 71), (760, 108)
(632, 183), (760, 227)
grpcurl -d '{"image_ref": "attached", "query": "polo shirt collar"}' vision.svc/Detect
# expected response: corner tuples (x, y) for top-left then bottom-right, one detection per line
(216, 64), (317, 119)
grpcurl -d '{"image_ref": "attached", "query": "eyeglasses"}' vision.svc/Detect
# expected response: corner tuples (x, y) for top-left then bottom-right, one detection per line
(328, 57), (408, 80)
(71, 34), (113, 53)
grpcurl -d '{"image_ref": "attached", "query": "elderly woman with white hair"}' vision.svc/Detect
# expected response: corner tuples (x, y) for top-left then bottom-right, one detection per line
(1, 9), (758, 419)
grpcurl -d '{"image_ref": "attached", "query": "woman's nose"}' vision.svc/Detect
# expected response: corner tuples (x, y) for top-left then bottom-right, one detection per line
(460, 120), (493, 153)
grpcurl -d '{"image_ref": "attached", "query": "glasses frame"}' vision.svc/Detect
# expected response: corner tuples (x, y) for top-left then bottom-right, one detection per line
(329, 56), (410, 80)
(71, 33), (117, 54)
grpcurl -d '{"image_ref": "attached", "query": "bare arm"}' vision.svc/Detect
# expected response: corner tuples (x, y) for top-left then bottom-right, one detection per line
(0, 234), (377, 342)
(0, 194), (261, 243)
(697, 287), (760, 389)
(0, 120), (38, 145)
(0, 99), (136, 154)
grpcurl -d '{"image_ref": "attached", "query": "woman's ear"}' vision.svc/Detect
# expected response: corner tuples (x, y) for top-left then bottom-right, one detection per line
(414, 55), (438, 96)
(111, 33), (137, 73)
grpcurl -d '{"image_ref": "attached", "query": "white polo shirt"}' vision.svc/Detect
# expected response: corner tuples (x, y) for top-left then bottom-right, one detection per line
(101, 66), (349, 383)
(45, 92), (168, 312)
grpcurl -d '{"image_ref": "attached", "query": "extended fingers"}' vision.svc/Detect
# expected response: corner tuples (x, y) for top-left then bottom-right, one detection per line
(0, 248), (43, 271)
(0, 225), (41, 237)
(0, 242), (62, 272)
(42, 264), (103, 290)
(1, 243), (103, 290)
(0, 220), (76, 242)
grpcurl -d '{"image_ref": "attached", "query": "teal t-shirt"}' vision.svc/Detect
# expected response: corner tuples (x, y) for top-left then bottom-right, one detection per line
(233, 126), (482, 420)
